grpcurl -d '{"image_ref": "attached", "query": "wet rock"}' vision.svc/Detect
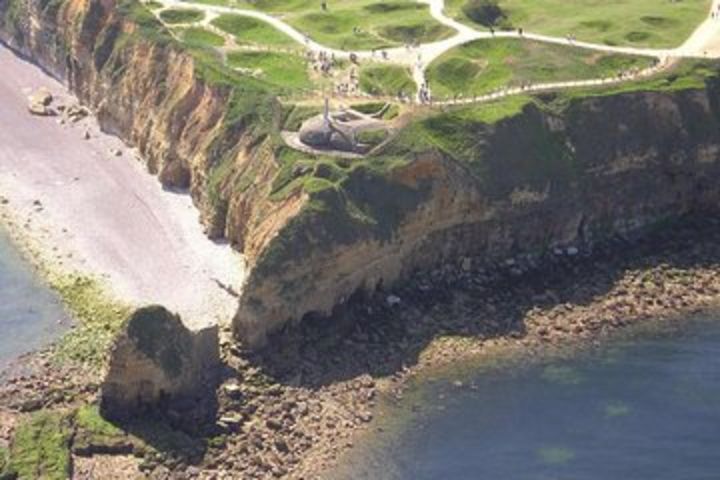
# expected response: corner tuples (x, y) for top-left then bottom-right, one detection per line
(217, 414), (244, 432)
(386, 295), (401, 307)
(223, 383), (243, 400)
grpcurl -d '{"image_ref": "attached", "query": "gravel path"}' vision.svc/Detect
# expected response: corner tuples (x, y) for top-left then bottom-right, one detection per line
(156, 0), (720, 98)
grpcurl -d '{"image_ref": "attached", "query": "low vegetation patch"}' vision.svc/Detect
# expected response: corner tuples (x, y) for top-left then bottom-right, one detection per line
(359, 63), (415, 97)
(447, 0), (708, 48)
(158, 7), (204, 24)
(180, 26), (225, 48)
(50, 275), (131, 368)
(231, 0), (454, 50)
(426, 38), (655, 99)
(357, 127), (389, 146)
(72, 405), (133, 456)
(5, 411), (72, 480)
(461, 0), (509, 28)
(227, 51), (312, 92)
(211, 14), (295, 46)
(352, 101), (401, 119)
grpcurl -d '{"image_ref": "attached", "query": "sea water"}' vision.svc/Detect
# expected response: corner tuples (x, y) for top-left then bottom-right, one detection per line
(0, 228), (68, 371)
(340, 316), (720, 480)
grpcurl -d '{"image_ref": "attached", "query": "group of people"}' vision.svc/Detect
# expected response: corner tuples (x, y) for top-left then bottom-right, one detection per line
(308, 49), (337, 74)
(711, 4), (720, 19)
(335, 67), (361, 96)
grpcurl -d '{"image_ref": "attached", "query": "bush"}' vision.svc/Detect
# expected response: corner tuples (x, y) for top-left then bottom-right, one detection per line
(462, 0), (507, 28)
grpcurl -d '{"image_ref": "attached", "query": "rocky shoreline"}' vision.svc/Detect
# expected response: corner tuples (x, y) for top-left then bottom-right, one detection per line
(3, 214), (720, 479)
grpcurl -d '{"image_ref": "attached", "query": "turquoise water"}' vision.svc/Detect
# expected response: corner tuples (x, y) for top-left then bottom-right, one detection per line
(340, 317), (720, 480)
(0, 228), (68, 371)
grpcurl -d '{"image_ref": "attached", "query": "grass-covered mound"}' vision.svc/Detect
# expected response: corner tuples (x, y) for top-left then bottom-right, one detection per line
(221, 0), (454, 50)
(211, 14), (295, 46)
(426, 38), (655, 99)
(359, 63), (415, 97)
(227, 51), (311, 91)
(158, 7), (204, 24)
(446, 0), (710, 48)
(179, 26), (225, 47)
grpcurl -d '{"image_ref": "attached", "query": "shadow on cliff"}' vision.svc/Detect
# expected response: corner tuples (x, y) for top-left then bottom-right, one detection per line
(251, 214), (720, 388)
(109, 385), (221, 467)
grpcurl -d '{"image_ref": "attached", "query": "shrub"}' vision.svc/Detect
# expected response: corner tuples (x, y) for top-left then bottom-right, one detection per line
(462, 0), (507, 28)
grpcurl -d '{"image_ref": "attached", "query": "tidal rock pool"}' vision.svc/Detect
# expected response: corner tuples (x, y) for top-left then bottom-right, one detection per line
(0, 228), (68, 371)
(339, 316), (720, 479)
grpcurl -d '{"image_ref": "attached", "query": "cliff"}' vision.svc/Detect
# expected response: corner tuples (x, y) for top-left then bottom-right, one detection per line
(236, 80), (720, 347)
(3, 0), (720, 352)
(0, 0), (304, 256)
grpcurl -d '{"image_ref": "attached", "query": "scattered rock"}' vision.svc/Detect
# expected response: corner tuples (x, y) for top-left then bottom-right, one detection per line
(65, 104), (89, 123)
(223, 383), (243, 400)
(28, 87), (53, 106)
(386, 295), (401, 307)
(27, 87), (55, 116)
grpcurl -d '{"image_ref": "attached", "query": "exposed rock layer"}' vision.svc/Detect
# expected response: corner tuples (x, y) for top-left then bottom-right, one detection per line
(3, 0), (720, 351)
(100, 306), (218, 416)
(237, 89), (720, 347)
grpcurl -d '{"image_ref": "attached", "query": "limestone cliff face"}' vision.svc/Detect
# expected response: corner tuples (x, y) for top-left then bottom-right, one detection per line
(236, 86), (720, 347)
(0, 0), (302, 254)
(4, 0), (720, 352)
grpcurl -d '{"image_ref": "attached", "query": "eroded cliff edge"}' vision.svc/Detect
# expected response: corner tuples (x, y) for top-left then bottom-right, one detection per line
(3, 0), (720, 351)
(238, 85), (720, 346)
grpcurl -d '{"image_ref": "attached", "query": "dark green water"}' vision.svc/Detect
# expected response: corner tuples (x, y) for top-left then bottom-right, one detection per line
(0, 229), (67, 370)
(339, 317), (720, 480)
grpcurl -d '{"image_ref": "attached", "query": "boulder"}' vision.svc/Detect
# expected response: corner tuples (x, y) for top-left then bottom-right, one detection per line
(100, 306), (219, 418)
(28, 87), (53, 107)
(27, 88), (55, 116)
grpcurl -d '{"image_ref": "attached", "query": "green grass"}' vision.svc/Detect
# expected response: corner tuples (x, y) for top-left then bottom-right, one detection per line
(0, 447), (9, 478)
(74, 406), (124, 438)
(72, 405), (131, 455)
(446, 0), (710, 48)
(426, 38), (655, 99)
(359, 63), (415, 97)
(560, 59), (720, 99)
(225, 0), (454, 50)
(179, 26), (225, 47)
(227, 51), (311, 91)
(158, 7), (205, 24)
(6, 412), (72, 480)
(352, 101), (401, 119)
(50, 275), (131, 368)
(211, 14), (295, 46)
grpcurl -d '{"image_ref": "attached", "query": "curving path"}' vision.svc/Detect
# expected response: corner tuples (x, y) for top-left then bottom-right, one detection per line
(153, 0), (720, 101)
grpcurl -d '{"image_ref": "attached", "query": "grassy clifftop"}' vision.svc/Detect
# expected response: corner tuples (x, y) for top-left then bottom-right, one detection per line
(252, 58), (720, 278)
(4, 0), (720, 348)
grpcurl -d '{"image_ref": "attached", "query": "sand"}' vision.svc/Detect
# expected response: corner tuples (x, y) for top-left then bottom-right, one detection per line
(0, 45), (244, 331)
